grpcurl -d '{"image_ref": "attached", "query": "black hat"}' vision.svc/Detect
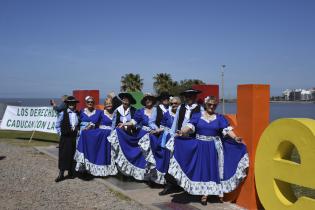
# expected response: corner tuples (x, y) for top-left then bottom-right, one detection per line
(118, 92), (137, 105)
(180, 88), (202, 96)
(65, 96), (79, 104)
(141, 94), (157, 106)
(157, 91), (172, 101)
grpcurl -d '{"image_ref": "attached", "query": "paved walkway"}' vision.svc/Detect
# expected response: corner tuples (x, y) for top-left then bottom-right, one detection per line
(35, 145), (244, 210)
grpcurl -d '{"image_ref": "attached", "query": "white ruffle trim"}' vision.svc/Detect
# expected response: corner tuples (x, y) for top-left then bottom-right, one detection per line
(74, 150), (118, 177)
(138, 133), (156, 169)
(138, 133), (166, 185)
(108, 129), (147, 181)
(221, 153), (249, 193)
(165, 135), (175, 152)
(168, 157), (223, 196)
(147, 168), (166, 185)
(213, 137), (224, 180)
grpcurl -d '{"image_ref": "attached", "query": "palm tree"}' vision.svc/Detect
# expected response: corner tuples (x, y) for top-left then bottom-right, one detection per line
(120, 73), (143, 92)
(153, 73), (175, 94)
(175, 79), (205, 95)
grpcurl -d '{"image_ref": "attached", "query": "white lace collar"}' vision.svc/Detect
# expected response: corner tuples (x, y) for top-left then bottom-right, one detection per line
(169, 107), (176, 117)
(185, 103), (197, 110)
(84, 108), (96, 117)
(184, 103), (198, 120)
(159, 104), (168, 113)
(117, 105), (130, 117)
(200, 111), (217, 123)
(144, 108), (153, 118)
(103, 110), (113, 120)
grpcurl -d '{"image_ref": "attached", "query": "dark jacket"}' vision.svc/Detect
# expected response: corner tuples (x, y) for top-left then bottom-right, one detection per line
(177, 104), (201, 131)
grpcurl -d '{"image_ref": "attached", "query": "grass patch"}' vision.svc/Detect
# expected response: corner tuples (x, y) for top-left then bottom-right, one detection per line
(0, 130), (59, 147)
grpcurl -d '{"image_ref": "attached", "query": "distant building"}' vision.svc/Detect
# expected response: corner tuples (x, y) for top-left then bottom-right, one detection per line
(289, 89), (302, 101)
(311, 88), (315, 101)
(301, 90), (312, 101)
(282, 89), (291, 101)
(282, 88), (315, 101)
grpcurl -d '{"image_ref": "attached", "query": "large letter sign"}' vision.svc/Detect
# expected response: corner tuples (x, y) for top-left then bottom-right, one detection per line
(255, 118), (315, 210)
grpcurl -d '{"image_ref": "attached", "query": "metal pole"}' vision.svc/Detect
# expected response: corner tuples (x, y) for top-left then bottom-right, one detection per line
(29, 130), (36, 143)
(221, 65), (226, 114)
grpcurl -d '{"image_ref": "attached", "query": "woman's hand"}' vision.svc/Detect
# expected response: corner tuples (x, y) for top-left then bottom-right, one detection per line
(150, 128), (161, 134)
(150, 130), (158, 134)
(117, 123), (124, 128)
(176, 130), (183, 136)
(234, 136), (243, 143)
(84, 124), (93, 130)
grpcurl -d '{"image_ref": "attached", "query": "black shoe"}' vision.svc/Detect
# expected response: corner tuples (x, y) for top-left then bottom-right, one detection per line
(201, 200), (207, 206)
(201, 196), (208, 206)
(66, 174), (75, 179)
(55, 174), (65, 182)
(159, 185), (172, 196)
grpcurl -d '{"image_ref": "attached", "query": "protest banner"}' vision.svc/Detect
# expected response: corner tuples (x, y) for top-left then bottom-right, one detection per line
(0, 106), (58, 134)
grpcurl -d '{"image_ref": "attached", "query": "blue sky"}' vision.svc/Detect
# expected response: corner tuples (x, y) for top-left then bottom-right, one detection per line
(0, 0), (314, 98)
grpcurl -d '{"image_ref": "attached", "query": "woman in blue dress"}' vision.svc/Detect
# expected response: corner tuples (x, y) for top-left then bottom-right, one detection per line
(108, 92), (150, 181)
(74, 96), (102, 171)
(76, 96), (102, 143)
(166, 96), (249, 205)
(74, 97), (118, 176)
(139, 96), (181, 185)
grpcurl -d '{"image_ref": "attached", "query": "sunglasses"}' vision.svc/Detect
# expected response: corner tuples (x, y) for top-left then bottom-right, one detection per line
(170, 102), (179, 105)
(206, 103), (217, 107)
(86, 101), (94, 104)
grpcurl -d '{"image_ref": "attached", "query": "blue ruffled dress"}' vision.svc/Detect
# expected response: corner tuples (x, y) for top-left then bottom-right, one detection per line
(108, 107), (156, 181)
(139, 109), (175, 184)
(166, 112), (249, 196)
(75, 111), (118, 176)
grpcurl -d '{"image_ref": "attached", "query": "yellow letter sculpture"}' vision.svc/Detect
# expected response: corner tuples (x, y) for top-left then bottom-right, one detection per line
(255, 118), (315, 210)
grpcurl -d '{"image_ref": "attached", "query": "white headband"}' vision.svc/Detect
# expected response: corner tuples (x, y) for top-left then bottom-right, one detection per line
(204, 96), (210, 104)
(85, 96), (94, 102)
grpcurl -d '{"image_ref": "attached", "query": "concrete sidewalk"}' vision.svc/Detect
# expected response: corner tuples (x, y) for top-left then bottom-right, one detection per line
(35, 145), (244, 210)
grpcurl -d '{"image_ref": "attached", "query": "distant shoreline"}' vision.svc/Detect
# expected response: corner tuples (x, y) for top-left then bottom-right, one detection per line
(223, 100), (315, 104)
(269, 100), (315, 104)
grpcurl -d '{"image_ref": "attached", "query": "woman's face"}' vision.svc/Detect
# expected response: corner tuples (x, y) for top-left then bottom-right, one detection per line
(161, 98), (169, 106)
(122, 97), (130, 108)
(205, 101), (217, 114)
(145, 99), (153, 108)
(86, 99), (95, 109)
(170, 100), (180, 112)
(68, 102), (76, 111)
(104, 100), (113, 112)
(184, 94), (197, 105)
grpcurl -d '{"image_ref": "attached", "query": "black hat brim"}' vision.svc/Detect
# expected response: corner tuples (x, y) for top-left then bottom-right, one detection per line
(141, 96), (157, 106)
(118, 93), (137, 105)
(157, 92), (172, 101)
(180, 89), (202, 96)
(65, 96), (79, 103)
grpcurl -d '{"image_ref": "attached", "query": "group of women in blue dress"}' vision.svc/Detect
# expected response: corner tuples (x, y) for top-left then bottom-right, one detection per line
(56, 89), (249, 206)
